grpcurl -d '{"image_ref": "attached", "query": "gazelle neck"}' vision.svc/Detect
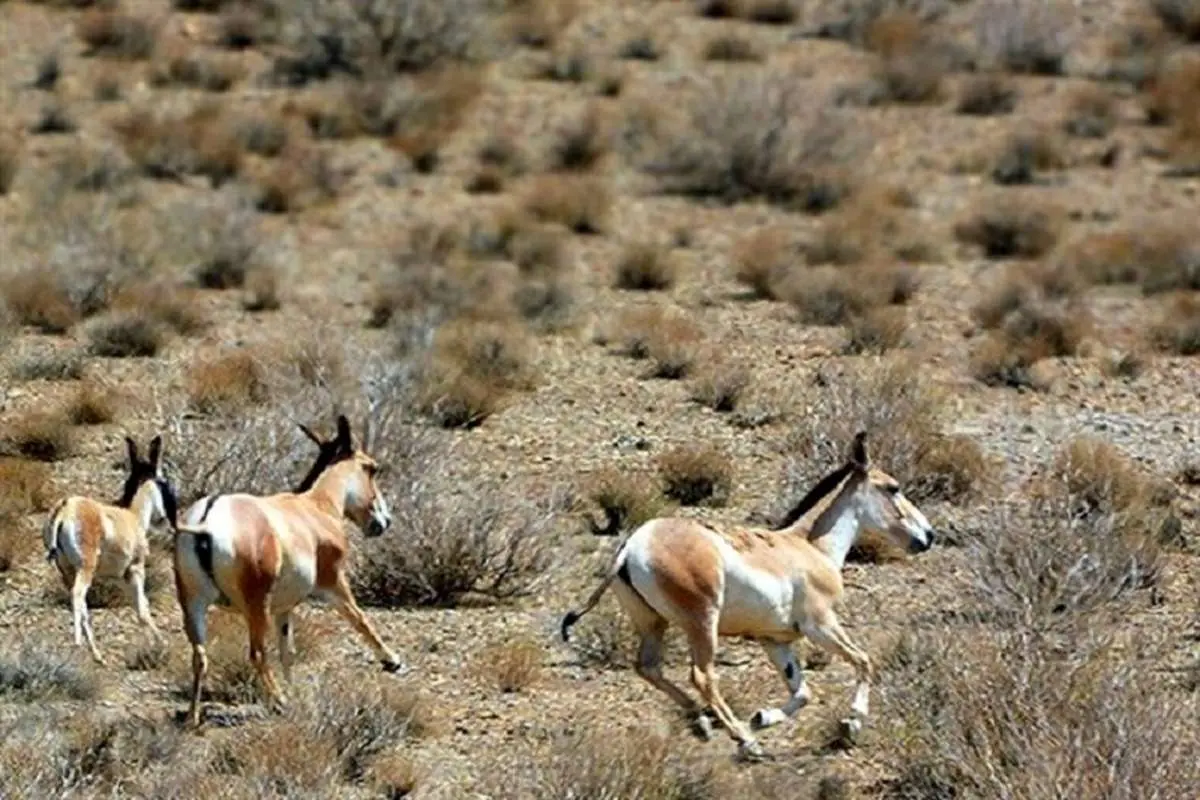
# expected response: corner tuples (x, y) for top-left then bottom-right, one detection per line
(801, 476), (865, 571)
(130, 480), (161, 531)
(307, 460), (351, 518)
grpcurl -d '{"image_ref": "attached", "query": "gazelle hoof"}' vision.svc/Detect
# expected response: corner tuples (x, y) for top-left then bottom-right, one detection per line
(691, 712), (715, 741)
(737, 739), (768, 763)
(381, 659), (408, 675)
(838, 717), (863, 747)
(750, 708), (786, 730)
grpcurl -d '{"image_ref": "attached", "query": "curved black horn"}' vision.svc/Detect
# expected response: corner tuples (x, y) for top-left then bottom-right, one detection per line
(335, 414), (353, 449)
(850, 430), (869, 469)
(298, 423), (323, 446)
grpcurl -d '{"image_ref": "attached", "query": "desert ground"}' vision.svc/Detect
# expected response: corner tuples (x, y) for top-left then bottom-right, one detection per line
(1, 0), (1198, 797)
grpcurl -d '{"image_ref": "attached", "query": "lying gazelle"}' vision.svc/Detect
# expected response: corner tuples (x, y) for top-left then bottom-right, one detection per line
(560, 431), (936, 761)
(42, 435), (179, 664)
(172, 414), (402, 728)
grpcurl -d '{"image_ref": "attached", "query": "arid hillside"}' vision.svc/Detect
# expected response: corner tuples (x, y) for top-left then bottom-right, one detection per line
(1, 0), (1198, 797)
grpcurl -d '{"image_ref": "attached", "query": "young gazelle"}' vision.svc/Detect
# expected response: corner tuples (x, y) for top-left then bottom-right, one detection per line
(172, 414), (401, 728)
(42, 435), (179, 664)
(560, 431), (936, 761)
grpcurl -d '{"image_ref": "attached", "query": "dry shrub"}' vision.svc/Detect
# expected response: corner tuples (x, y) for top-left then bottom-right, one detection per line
(125, 640), (170, 672)
(417, 317), (536, 428)
(954, 196), (1062, 258)
(65, 381), (118, 426)
(1150, 292), (1200, 355)
(29, 101), (77, 136)
(1151, 0), (1200, 41)
(781, 359), (992, 506)
(689, 358), (752, 412)
(804, 187), (921, 266)
(956, 72), (1017, 115)
(187, 349), (270, 415)
(1059, 220), (1200, 294)
(776, 266), (888, 327)
(113, 104), (242, 186)
(10, 347), (85, 382)
(233, 112), (290, 157)
(1, 408), (75, 462)
(656, 444), (733, 507)
(350, 439), (566, 607)
(583, 466), (667, 536)
(731, 226), (796, 299)
(0, 131), (21, 194)
(0, 458), (54, 516)
(217, 5), (265, 49)
(550, 104), (611, 171)
(242, 266), (282, 312)
(969, 264), (1093, 387)
(111, 282), (208, 336)
(1063, 83), (1117, 138)
(523, 174), (612, 234)
(614, 241), (677, 291)
(268, 0), (492, 85)
(843, 306), (909, 355)
(1, 270), (82, 334)
(704, 34), (763, 62)
(475, 637), (543, 693)
(880, 628), (1199, 799)
(0, 638), (104, 703)
(990, 127), (1067, 185)
(83, 312), (164, 358)
(1142, 49), (1200, 125)
(252, 144), (340, 213)
(77, 10), (158, 60)
(503, 0), (579, 49)
(643, 71), (865, 213)
(150, 47), (244, 92)
(973, 0), (1071, 75)
(369, 224), (482, 328)
(857, 11), (948, 106)
(612, 305), (704, 379)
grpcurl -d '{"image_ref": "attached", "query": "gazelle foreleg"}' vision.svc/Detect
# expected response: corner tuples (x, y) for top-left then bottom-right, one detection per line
(325, 572), (404, 672)
(750, 641), (811, 730)
(685, 617), (765, 761)
(126, 562), (160, 642)
(802, 614), (874, 742)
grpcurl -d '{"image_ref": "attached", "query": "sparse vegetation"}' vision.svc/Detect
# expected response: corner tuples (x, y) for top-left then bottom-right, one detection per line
(583, 466), (666, 536)
(1, 407), (74, 462)
(954, 196), (1063, 258)
(656, 443), (733, 506)
(957, 73), (1017, 115)
(613, 241), (677, 291)
(84, 312), (164, 358)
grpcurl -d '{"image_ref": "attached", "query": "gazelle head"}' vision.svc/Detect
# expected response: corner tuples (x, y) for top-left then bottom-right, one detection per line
(312, 414), (392, 538)
(118, 434), (179, 530)
(846, 431), (935, 554)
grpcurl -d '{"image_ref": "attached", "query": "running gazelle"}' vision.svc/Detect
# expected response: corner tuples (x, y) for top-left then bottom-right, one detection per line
(560, 431), (937, 760)
(42, 434), (179, 664)
(172, 414), (401, 728)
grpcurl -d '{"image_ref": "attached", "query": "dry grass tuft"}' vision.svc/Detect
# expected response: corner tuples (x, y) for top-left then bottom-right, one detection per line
(989, 127), (1068, 185)
(504, 0), (580, 49)
(0, 638), (104, 703)
(611, 305), (704, 379)
(187, 349), (270, 415)
(1151, 0), (1200, 41)
(656, 444), (733, 507)
(550, 104), (611, 171)
(689, 358), (752, 412)
(476, 637), (544, 693)
(113, 104), (242, 186)
(969, 262), (1093, 387)
(644, 71), (863, 212)
(843, 306), (909, 355)
(0, 131), (22, 194)
(613, 241), (677, 291)
(523, 174), (612, 234)
(252, 144), (340, 213)
(1, 407), (75, 463)
(83, 312), (165, 358)
(417, 316), (537, 428)
(0, 457), (54, 516)
(1, 270), (82, 334)
(10, 347), (85, 382)
(351, 441), (565, 607)
(65, 381), (118, 426)
(855, 11), (949, 106)
(954, 196), (1062, 258)
(77, 9), (158, 60)
(1059, 220), (1200, 294)
(731, 226), (796, 299)
(1062, 83), (1118, 138)
(782, 359), (993, 506)
(776, 266), (889, 327)
(704, 34), (763, 62)
(956, 72), (1017, 115)
(973, 0), (1071, 76)
(1150, 292), (1200, 355)
(150, 45), (244, 92)
(583, 466), (667, 536)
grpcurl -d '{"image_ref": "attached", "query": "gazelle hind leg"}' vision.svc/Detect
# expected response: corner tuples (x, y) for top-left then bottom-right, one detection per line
(750, 641), (810, 730)
(801, 614), (874, 743)
(126, 563), (160, 641)
(276, 611), (296, 684)
(180, 593), (210, 729)
(246, 601), (285, 710)
(612, 582), (711, 739)
(684, 618), (764, 761)
(72, 569), (103, 664)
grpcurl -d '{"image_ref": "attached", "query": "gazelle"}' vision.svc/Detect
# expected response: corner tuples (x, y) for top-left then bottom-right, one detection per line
(560, 431), (936, 761)
(42, 435), (179, 664)
(172, 414), (402, 728)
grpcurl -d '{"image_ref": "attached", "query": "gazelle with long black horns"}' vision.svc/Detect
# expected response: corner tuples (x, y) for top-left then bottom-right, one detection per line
(42, 434), (179, 664)
(172, 414), (401, 728)
(560, 431), (936, 761)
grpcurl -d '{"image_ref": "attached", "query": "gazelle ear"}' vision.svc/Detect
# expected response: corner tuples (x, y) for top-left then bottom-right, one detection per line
(147, 435), (163, 468)
(849, 430), (869, 470)
(125, 436), (139, 467)
(335, 414), (353, 450)
(298, 423), (323, 446)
